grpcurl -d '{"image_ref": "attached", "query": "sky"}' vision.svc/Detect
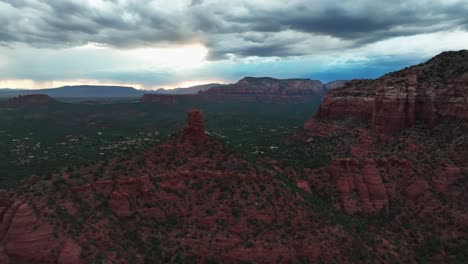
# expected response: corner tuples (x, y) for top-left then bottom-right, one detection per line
(0, 0), (468, 89)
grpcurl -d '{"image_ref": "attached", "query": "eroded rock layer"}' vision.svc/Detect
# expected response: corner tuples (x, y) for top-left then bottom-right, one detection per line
(314, 50), (468, 139)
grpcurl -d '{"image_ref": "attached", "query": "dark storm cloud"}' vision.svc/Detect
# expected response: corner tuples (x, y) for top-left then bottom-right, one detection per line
(0, 0), (467, 59)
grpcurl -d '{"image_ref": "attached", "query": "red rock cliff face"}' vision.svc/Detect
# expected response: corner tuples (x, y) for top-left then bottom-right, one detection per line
(314, 50), (468, 139)
(183, 108), (205, 144)
(0, 201), (81, 264)
(316, 80), (375, 120)
(328, 159), (391, 214)
(322, 158), (465, 218)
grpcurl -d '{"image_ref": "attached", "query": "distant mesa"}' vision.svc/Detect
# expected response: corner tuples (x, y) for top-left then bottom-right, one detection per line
(183, 108), (206, 144)
(140, 77), (331, 104)
(201, 77), (326, 102)
(7, 94), (53, 105)
(314, 50), (468, 140)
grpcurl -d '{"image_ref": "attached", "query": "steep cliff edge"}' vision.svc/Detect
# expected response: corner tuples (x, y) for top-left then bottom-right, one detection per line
(294, 51), (468, 262)
(315, 50), (468, 139)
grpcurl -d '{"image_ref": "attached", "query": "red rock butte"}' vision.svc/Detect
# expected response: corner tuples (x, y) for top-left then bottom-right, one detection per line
(184, 108), (205, 144)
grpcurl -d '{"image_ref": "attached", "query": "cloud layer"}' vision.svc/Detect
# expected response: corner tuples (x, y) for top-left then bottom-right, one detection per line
(0, 0), (467, 88)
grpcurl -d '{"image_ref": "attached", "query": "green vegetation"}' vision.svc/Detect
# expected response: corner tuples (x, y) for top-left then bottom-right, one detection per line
(0, 98), (321, 188)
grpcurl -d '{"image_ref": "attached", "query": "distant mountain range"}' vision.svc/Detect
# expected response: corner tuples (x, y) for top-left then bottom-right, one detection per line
(0, 79), (346, 98)
(0, 85), (140, 98)
(0, 83), (225, 98)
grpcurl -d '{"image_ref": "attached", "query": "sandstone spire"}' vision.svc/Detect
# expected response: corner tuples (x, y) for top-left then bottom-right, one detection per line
(184, 108), (205, 144)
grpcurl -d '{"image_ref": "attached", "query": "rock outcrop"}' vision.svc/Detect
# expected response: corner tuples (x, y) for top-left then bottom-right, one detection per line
(7, 94), (53, 106)
(183, 108), (205, 144)
(316, 80), (375, 120)
(0, 201), (81, 264)
(324, 158), (465, 216)
(315, 50), (468, 139)
(328, 159), (390, 214)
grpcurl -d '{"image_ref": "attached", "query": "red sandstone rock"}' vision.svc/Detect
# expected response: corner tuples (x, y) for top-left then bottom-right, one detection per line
(302, 118), (347, 137)
(0, 123), (362, 263)
(315, 79), (376, 120)
(327, 159), (391, 214)
(0, 199), (82, 264)
(183, 108), (205, 144)
(313, 51), (468, 139)
(350, 128), (374, 157)
(296, 180), (311, 192)
(431, 166), (461, 193)
(316, 94), (375, 120)
(3, 203), (61, 263)
(404, 180), (429, 198)
(57, 239), (82, 264)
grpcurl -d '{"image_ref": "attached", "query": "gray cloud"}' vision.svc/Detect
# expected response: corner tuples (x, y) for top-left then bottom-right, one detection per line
(0, 0), (467, 59)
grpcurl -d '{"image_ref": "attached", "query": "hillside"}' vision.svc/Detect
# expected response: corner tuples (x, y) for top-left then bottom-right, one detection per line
(0, 109), (373, 263)
(292, 50), (468, 263)
(316, 50), (468, 140)
(0, 51), (466, 263)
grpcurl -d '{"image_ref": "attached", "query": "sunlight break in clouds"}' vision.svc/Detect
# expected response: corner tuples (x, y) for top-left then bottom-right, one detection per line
(0, 0), (468, 88)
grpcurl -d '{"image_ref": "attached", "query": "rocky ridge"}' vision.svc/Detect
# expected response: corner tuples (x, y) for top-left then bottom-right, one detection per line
(293, 51), (468, 262)
(316, 50), (468, 140)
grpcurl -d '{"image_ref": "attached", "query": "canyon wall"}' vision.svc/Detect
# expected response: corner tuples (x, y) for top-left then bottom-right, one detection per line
(314, 51), (468, 139)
